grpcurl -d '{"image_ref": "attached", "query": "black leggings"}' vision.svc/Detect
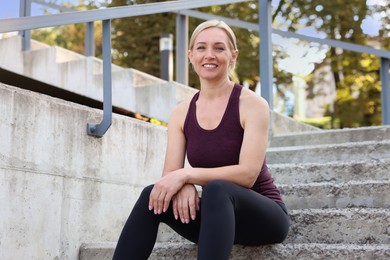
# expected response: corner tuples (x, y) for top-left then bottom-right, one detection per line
(113, 180), (289, 260)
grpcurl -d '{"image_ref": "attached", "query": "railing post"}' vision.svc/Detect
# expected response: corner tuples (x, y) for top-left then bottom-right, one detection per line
(258, 0), (273, 109)
(380, 57), (390, 125)
(87, 19), (112, 137)
(85, 21), (95, 57)
(19, 0), (31, 51)
(160, 33), (174, 81)
(176, 13), (189, 85)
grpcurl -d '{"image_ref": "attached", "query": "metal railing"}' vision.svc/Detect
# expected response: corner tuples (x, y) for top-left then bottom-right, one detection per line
(177, 8), (390, 125)
(1, 0), (249, 137)
(1, 0), (389, 136)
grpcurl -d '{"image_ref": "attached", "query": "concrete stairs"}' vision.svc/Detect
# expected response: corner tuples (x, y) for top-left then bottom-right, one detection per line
(0, 34), (318, 135)
(79, 126), (390, 259)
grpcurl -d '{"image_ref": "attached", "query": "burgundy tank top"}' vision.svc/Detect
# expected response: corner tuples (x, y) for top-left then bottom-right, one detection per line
(184, 84), (283, 203)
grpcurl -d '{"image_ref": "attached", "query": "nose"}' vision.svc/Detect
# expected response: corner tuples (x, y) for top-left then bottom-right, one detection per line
(205, 49), (216, 59)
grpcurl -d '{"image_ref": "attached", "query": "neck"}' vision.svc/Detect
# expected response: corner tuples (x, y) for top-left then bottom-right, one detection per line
(199, 78), (234, 99)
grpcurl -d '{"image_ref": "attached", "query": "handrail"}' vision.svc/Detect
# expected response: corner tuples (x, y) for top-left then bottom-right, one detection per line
(0, 0), (248, 137)
(177, 9), (390, 59)
(381, 58), (390, 124)
(0, 0), (247, 32)
(86, 19), (112, 137)
(177, 7), (390, 124)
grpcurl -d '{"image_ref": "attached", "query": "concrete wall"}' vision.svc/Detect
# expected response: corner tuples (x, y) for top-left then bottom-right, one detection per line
(0, 82), (167, 260)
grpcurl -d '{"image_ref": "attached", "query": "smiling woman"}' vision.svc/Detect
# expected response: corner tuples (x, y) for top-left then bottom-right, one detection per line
(188, 20), (239, 84)
(113, 20), (289, 260)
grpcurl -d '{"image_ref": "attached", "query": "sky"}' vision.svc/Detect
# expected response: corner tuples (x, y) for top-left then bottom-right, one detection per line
(0, 0), (78, 18)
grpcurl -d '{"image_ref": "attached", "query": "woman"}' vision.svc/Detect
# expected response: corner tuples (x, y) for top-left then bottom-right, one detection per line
(113, 20), (289, 260)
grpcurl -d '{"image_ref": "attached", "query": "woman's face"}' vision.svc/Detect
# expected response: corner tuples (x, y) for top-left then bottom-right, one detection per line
(188, 27), (237, 82)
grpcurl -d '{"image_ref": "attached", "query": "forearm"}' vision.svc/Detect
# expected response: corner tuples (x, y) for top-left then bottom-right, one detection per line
(184, 165), (258, 189)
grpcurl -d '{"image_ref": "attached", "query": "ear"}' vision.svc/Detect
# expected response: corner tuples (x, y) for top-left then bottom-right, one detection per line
(230, 50), (239, 65)
(188, 50), (193, 63)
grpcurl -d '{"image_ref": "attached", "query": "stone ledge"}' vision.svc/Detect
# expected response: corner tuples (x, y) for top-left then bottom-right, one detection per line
(279, 180), (390, 209)
(266, 140), (390, 164)
(154, 208), (390, 244)
(79, 242), (390, 260)
(270, 158), (390, 184)
(270, 125), (390, 147)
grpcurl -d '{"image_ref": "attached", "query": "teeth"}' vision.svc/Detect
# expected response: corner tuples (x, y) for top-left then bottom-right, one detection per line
(203, 64), (217, 68)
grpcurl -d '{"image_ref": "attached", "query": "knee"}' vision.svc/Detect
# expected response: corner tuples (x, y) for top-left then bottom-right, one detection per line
(132, 184), (154, 210)
(202, 180), (231, 200)
(140, 184), (154, 199)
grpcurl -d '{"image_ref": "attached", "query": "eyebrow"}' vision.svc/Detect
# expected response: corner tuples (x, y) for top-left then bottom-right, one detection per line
(195, 42), (226, 45)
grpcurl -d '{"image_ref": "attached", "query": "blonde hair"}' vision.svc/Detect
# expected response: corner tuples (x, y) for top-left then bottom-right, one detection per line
(189, 20), (239, 82)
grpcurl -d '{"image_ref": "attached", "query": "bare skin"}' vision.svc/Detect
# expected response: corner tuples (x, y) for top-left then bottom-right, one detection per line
(149, 27), (270, 224)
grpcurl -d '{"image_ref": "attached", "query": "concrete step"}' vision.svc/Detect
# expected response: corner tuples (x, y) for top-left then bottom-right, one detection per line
(148, 208), (390, 245)
(280, 180), (390, 210)
(269, 126), (390, 147)
(287, 208), (390, 244)
(79, 242), (390, 260)
(266, 140), (390, 164)
(270, 158), (390, 185)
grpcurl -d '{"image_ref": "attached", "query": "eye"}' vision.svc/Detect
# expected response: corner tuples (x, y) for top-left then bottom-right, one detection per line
(196, 46), (205, 50)
(216, 47), (225, 51)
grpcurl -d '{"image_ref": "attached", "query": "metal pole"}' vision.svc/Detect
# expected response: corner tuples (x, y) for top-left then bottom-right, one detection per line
(87, 19), (112, 137)
(176, 13), (188, 85)
(380, 57), (390, 125)
(160, 33), (173, 81)
(259, 0), (273, 109)
(19, 0), (31, 51)
(85, 21), (95, 57)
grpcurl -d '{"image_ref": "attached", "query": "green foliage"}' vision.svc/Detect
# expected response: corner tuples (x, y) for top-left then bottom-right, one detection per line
(108, 0), (177, 79)
(332, 53), (382, 127)
(297, 116), (340, 129)
(31, 0), (389, 128)
(273, 0), (387, 128)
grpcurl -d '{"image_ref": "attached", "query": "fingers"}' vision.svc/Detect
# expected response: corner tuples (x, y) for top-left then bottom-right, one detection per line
(173, 194), (191, 224)
(172, 198), (179, 220)
(179, 198), (190, 224)
(196, 195), (200, 211)
(163, 193), (172, 213)
(150, 184), (199, 224)
(188, 198), (197, 221)
(151, 192), (172, 215)
(149, 186), (170, 215)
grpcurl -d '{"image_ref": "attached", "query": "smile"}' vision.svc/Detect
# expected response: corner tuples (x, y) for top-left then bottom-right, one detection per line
(203, 64), (218, 68)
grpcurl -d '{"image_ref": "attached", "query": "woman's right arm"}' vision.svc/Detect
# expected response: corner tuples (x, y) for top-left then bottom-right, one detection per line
(151, 100), (200, 223)
(162, 101), (188, 176)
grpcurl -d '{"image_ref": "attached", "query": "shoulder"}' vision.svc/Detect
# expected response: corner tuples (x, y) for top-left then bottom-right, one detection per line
(168, 97), (193, 130)
(240, 87), (269, 113)
(239, 87), (270, 127)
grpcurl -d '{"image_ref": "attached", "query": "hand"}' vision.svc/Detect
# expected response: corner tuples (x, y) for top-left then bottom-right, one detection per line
(149, 169), (187, 215)
(172, 184), (200, 224)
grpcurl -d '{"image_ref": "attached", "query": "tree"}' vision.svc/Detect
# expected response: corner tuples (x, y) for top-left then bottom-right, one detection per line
(272, 0), (386, 127)
(107, 0), (177, 79)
